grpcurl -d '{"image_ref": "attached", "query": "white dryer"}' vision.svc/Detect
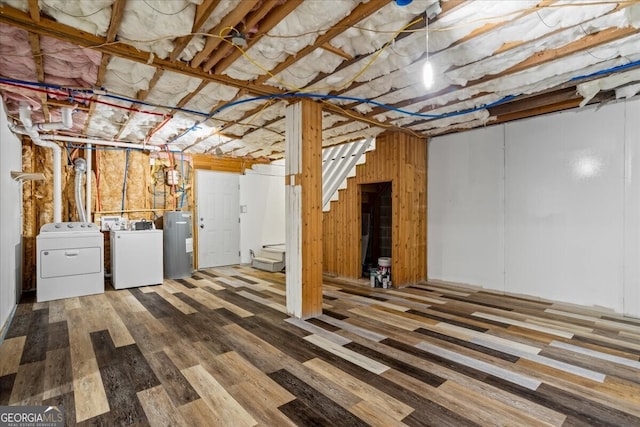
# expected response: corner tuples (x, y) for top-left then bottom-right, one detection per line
(36, 222), (104, 302)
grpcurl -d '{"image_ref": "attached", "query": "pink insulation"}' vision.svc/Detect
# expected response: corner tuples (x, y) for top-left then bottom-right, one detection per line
(40, 36), (101, 88)
(0, 24), (38, 81)
(0, 24), (39, 114)
(0, 24), (100, 129)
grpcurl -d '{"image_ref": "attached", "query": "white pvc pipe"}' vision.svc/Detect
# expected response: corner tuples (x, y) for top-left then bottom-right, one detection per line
(51, 147), (62, 223)
(39, 134), (163, 151)
(19, 105), (63, 223)
(73, 158), (87, 222)
(86, 143), (92, 222)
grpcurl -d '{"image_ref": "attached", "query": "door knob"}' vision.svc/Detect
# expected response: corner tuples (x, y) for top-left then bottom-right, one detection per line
(200, 224), (204, 229)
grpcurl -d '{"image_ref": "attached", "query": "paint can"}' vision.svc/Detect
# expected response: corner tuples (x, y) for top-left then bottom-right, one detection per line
(377, 257), (391, 280)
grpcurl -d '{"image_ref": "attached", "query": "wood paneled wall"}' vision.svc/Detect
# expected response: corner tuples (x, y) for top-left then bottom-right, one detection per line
(323, 132), (427, 286)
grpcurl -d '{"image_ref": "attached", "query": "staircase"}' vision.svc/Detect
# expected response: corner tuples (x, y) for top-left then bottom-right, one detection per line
(251, 245), (286, 272)
(322, 137), (374, 212)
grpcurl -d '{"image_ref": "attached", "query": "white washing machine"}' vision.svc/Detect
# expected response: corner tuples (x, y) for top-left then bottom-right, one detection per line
(110, 230), (163, 289)
(36, 222), (104, 302)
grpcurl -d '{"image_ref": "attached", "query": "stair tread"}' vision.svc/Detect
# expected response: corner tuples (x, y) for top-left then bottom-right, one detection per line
(253, 256), (283, 263)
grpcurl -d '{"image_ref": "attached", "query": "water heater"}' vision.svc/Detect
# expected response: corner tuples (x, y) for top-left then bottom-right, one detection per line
(163, 211), (193, 279)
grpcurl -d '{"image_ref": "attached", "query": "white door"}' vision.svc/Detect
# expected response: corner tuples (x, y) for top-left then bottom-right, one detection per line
(196, 171), (240, 268)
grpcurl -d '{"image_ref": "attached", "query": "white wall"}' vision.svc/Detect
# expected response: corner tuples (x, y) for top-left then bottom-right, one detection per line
(0, 100), (23, 334)
(428, 126), (505, 290)
(624, 99), (640, 317)
(428, 97), (640, 316)
(239, 161), (285, 264)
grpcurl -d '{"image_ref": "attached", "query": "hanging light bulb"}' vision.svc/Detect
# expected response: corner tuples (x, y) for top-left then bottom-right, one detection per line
(422, 60), (434, 89)
(422, 7), (434, 90)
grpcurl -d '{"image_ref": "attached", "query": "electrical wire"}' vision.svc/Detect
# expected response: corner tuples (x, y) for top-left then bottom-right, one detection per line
(109, 70), (150, 86)
(570, 59), (640, 81)
(0, 79), (167, 117)
(3, 1), (636, 61)
(41, 1), (111, 18)
(3, 57), (640, 145)
(143, 0), (192, 16)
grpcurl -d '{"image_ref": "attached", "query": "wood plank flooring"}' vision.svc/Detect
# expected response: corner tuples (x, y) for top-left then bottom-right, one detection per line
(1, 266), (639, 426)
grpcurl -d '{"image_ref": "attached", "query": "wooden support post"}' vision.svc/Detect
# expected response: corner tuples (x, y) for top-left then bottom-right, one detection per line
(285, 100), (323, 318)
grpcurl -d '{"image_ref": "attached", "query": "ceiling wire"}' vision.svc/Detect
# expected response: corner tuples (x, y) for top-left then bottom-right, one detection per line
(578, 23), (619, 61)
(536, 11), (556, 29)
(4, 1), (640, 141)
(7, 0), (636, 60)
(108, 70), (149, 86)
(6, 54), (640, 132)
(40, 1), (111, 18)
(142, 0), (193, 16)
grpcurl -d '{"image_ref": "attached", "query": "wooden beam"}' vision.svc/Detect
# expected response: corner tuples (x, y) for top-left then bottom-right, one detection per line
(202, 0), (280, 71)
(47, 99), (90, 111)
(211, 0), (303, 74)
(27, 32), (43, 82)
(487, 92), (613, 127)
(491, 26), (639, 80)
(320, 43), (352, 60)
(190, 0), (260, 69)
(331, 0), (552, 104)
(141, 77), (209, 144)
(0, 5), (280, 96)
(352, 10), (635, 124)
(175, 80), (209, 109)
(27, 32), (49, 121)
(305, 0), (469, 89)
(487, 87), (578, 116)
(113, 68), (166, 140)
(82, 0), (125, 135)
(106, 0), (126, 42)
(180, 90), (247, 152)
(169, 0), (221, 61)
(240, 0), (280, 33)
(285, 99), (323, 318)
(27, 0), (38, 22)
(218, 100), (274, 133)
(254, 0), (391, 85)
(0, 4), (415, 138)
(136, 69), (164, 100)
(237, 116), (283, 138)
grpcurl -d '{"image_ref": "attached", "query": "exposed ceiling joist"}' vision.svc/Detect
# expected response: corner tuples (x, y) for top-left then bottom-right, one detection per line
(209, 0), (304, 74)
(496, 26), (640, 79)
(27, 0), (38, 22)
(0, 5), (280, 96)
(170, 0), (221, 62)
(253, 0), (392, 86)
(190, 0), (261, 69)
(1, 0), (638, 160)
(354, 8), (639, 126)
(321, 43), (353, 61)
(201, 0), (280, 71)
(142, 80), (210, 144)
(27, 32), (49, 121)
(106, 0), (126, 43)
(82, 0), (126, 137)
(306, 0), (469, 90)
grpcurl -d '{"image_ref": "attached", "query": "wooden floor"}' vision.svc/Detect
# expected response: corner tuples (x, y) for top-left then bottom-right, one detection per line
(1, 266), (640, 426)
